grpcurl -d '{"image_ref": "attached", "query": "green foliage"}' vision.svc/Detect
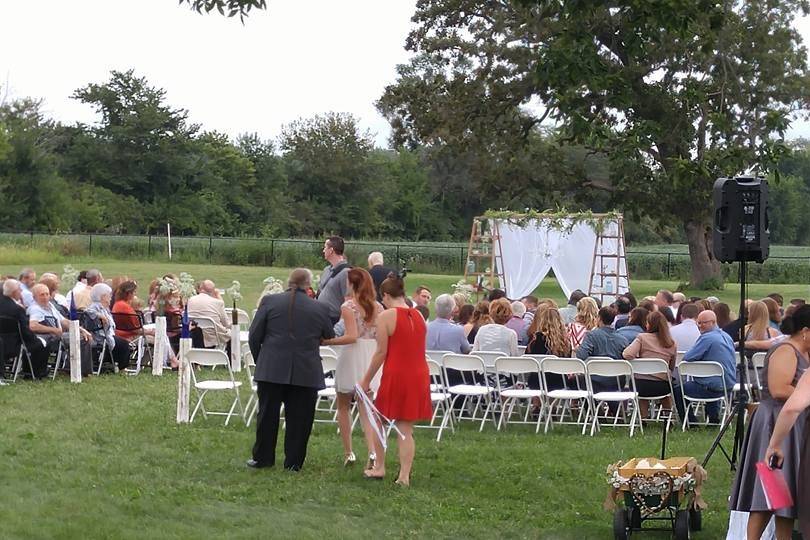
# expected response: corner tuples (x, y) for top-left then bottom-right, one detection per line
(179, 0), (266, 20)
(380, 0), (810, 285)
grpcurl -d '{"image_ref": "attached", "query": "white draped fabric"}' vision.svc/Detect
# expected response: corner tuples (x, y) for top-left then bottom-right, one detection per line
(492, 218), (629, 302)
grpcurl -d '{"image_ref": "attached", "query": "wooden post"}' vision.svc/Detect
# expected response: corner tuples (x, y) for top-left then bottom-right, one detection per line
(230, 323), (241, 373)
(176, 337), (192, 423)
(152, 316), (166, 376)
(69, 320), (81, 383)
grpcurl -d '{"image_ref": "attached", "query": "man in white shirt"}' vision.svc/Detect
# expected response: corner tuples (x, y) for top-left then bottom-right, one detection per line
(187, 280), (230, 349)
(27, 283), (93, 372)
(18, 268), (36, 308)
(655, 289), (676, 319)
(669, 303), (701, 351)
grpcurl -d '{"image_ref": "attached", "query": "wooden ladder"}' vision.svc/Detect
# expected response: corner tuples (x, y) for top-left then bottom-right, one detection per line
(587, 217), (630, 305)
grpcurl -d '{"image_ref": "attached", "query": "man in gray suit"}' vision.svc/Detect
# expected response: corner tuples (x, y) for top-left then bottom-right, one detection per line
(247, 268), (335, 471)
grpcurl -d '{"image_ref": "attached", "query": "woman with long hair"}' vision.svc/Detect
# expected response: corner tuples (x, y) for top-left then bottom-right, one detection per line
(360, 274), (431, 485)
(526, 307), (571, 391)
(713, 302), (733, 328)
(763, 297), (783, 330)
(622, 311), (677, 417)
(734, 305), (810, 539)
(567, 297), (598, 353)
(322, 268), (383, 468)
(458, 304), (475, 336)
(467, 300), (493, 344)
(744, 301), (782, 355)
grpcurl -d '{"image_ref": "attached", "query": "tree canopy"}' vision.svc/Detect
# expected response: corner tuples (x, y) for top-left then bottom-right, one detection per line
(379, 0), (810, 286)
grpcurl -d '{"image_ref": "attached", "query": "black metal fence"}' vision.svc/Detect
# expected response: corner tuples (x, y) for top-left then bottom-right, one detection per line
(1, 231), (809, 284)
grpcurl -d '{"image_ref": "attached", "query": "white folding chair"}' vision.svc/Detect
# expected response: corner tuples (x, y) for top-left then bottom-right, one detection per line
(441, 354), (496, 436)
(675, 351), (686, 366)
(423, 359), (454, 441)
(191, 316), (228, 352)
(188, 348), (244, 425)
(629, 358), (675, 422)
(225, 308), (251, 329)
(678, 361), (730, 431)
(751, 352), (766, 392)
(474, 350), (507, 370)
(319, 347), (337, 388)
(315, 353), (339, 423)
(586, 359), (643, 437)
(494, 356), (544, 432)
(242, 350), (259, 426)
(517, 345), (527, 356)
(539, 357), (592, 434)
(734, 354), (755, 399)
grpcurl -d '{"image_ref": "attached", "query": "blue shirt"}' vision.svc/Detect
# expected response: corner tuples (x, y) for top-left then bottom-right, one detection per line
(576, 326), (629, 361)
(426, 318), (471, 354)
(683, 327), (737, 389)
(617, 324), (644, 343)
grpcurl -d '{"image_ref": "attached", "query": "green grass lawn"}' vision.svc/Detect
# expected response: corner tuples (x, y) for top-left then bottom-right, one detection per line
(1, 256), (787, 538)
(1, 373), (738, 539)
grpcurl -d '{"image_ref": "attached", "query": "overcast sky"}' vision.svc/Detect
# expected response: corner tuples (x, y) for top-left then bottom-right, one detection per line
(1, 0), (809, 147)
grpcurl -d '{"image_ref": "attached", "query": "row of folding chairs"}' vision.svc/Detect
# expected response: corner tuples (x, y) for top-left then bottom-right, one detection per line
(427, 351), (738, 438)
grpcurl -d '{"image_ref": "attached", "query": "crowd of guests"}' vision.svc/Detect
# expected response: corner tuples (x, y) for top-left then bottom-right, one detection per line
(0, 267), (241, 380)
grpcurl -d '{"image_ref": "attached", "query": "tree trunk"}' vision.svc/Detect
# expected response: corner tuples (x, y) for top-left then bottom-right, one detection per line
(684, 219), (722, 288)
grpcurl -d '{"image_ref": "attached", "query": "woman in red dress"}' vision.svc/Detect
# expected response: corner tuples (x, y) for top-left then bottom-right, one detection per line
(359, 274), (431, 486)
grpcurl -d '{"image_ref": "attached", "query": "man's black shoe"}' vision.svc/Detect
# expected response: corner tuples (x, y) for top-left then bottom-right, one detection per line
(246, 459), (271, 469)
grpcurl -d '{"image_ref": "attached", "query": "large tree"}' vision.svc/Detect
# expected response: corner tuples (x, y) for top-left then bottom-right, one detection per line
(380, 0), (810, 286)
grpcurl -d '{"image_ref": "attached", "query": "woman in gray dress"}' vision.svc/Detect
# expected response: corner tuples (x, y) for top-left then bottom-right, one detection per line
(730, 304), (810, 540)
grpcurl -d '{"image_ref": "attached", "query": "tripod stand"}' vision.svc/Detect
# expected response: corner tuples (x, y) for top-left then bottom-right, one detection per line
(702, 253), (752, 471)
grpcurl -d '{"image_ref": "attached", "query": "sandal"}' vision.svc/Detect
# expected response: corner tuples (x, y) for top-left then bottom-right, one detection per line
(365, 453), (376, 471)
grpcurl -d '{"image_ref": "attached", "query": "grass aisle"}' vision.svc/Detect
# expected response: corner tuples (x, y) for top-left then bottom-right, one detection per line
(1, 373), (736, 539)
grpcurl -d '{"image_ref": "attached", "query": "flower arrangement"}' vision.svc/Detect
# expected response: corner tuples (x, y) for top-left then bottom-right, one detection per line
(226, 280), (243, 303)
(177, 272), (196, 301)
(61, 264), (79, 290)
(257, 275), (285, 307)
(450, 279), (476, 302)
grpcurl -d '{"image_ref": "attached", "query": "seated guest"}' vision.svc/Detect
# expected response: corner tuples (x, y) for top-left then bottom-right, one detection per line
(411, 286), (432, 309)
(467, 300), (492, 344)
(672, 292), (687, 315)
(713, 302), (733, 329)
(638, 298), (657, 313)
(505, 301), (529, 346)
(762, 297), (782, 330)
(458, 304), (474, 335)
(186, 280), (231, 350)
(112, 281), (151, 342)
(559, 289), (586, 325)
(617, 307), (649, 343)
(576, 307), (630, 392)
(622, 311), (677, 417)
(27, 283), (92, 374)
(84, 283), (131, 372)
(427, 294), (471, 354)
(488, 289), (507, 302)
(659, 304), (676, 326)
(39, 273), (69, 318)
(613, 296), (632, 329)
(521, 295), (539, 325)
(670, 303), (701, 351)
(367, 251), (392, 302)
(451, 293), (467, 321)
(655, 289), (676, 319)
(71, 269), (103, 310)
(0, 279), (49, 378)
(18, 268), (36, 308)
(526, 307), (571, 391)
(568, 297), (598, 353)
(674, 310), (736, 424)
(472, 298), (518, 356)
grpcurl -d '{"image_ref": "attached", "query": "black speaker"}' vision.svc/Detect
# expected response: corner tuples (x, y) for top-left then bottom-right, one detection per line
(712, 175), (769, 263)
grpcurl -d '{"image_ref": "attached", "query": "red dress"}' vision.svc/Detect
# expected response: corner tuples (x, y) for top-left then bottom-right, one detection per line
(374, 307), (432, 421)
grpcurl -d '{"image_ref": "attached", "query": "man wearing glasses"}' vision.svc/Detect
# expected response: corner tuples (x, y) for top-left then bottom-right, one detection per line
(673, 310), (737, 425)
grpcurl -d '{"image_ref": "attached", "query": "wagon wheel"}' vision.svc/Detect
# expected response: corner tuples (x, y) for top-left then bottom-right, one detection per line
(689, 508), (702, 531)
(674, 509), (690, 540)
(613, 508), (629, 540)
